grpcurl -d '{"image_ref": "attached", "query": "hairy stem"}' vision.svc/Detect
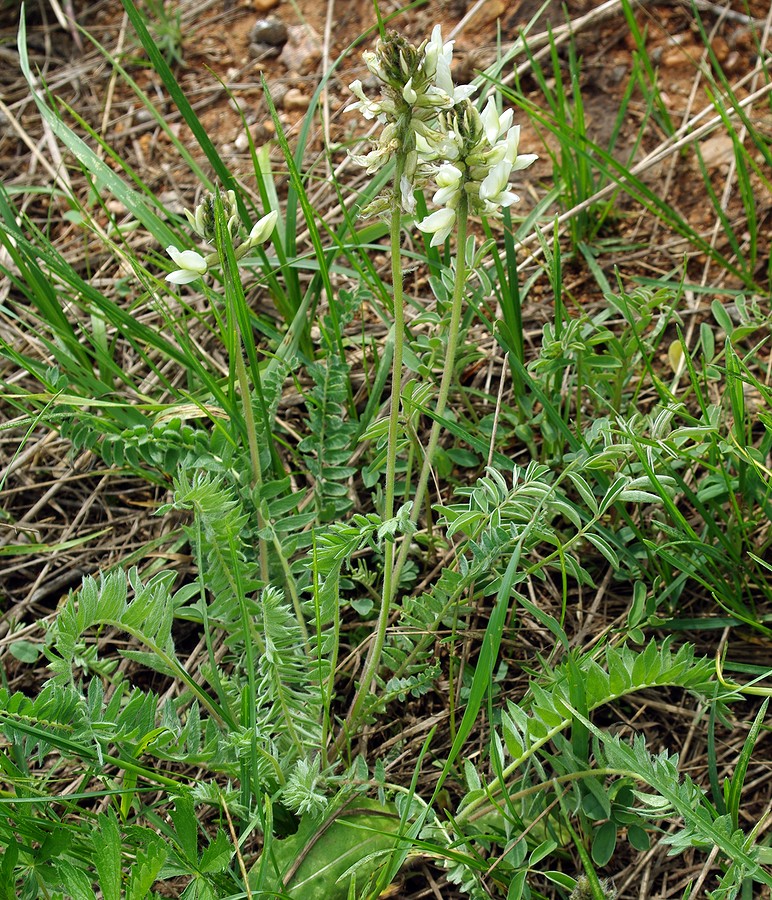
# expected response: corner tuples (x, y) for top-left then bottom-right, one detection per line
(233, 345), (270, 583)
(393, 192), (470, 590)
(334, 156), (407, 754)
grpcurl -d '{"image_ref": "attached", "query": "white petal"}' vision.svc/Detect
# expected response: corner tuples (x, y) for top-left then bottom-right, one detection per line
(435, 163), (463, 188)
(452, 83), (477, 102)
(417, 206), (456, 235)
(481, 98), (500, 145)
(166, 246), (207, 274)
(429, 222), (454, 246)
(503, 125), (522, 165)
(511, 153), (539, 171)
(480, 161), (510, 202)
(497, 190), (520, 208)
(165, 269), (201, 285)
(402, 78), (418, 105)
(434, 62), (454, 98)
(249, 209), (279, 245)
(433, 184), (460, 206)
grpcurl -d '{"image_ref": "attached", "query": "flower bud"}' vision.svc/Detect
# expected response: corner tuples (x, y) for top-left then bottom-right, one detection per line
(165, 246), (208, 284)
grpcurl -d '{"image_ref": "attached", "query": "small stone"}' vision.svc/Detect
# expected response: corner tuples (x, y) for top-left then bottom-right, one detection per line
(609, 64), (627, 85)
(662, 47), (687, 67)
(133, 108), (155, 127)
(476, 0), (506, 26)
(700, 133), (734, 171)
(249, 41), (281, 60)
(250, 16), (287, 47)
(235, 121), (274, 150)
(282, 87), (310, 111)
(711, 36), (729, 64)
(157, 191), (186, 215)
(279, 24), (321, 74)
(265, 82), (288, 107)
(252, 121), (274, 142)
(253, 0), (280, 10)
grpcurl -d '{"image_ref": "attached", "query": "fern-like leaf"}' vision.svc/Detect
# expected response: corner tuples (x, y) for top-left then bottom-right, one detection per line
(297, 357), (357, 520)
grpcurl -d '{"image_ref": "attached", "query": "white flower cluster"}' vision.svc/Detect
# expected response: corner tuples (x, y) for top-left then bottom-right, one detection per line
(417, 98), (538, 246)
(346, 27), (536, 239)
(346, 26), (475, 215)
(165, 190), (278, 285)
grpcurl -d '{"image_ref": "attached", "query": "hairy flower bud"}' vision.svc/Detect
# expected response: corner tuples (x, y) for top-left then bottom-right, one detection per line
(345, 26), (475, 217)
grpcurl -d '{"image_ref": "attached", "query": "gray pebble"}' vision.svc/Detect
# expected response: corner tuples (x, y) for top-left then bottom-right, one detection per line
(250, 17), (288, 47)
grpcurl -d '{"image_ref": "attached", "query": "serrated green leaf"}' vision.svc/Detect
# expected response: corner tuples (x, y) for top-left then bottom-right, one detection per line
(93, 811), (122, 900)
(170, 796), (198, 862)
(127, 833), (168, 900)
(54, 860), (96, 900)
(199, 829), (233, 874)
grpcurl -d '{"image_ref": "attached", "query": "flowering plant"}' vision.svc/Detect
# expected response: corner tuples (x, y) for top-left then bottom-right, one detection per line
(341, 22), (537, 745)
(165, 189), (277, 284)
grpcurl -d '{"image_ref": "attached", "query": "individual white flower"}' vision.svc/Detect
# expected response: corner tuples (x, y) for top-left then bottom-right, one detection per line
(350, 131), (400, 173)
(432, 163), (463, 206)
(363, 48), (388, 84)
(416, 206), (456, 246)
(165, 246), (208, 284)
(248, 209), (278, 247)
(424, 25), (476, 104)
(184, 203), (207, 239)
(480, 159), (520, 208)
(480, 97), (514, 145)
(345, 79), (384, 120)
(503, 124), (539, 170)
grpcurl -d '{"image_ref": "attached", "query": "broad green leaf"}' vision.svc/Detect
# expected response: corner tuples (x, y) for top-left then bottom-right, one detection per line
(591, 821), (616, 867)
(55, 860), (97, 900)
(254, 799), (402, 900)
(627, 823), (650, 851)
(199, 830), (233, 874)
(170, 795), (198, 862)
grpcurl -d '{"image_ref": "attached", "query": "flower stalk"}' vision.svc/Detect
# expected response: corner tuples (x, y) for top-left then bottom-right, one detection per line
(337, 30), (536, 750)
(335, 27), (473, 749)
(337, 154), (408, 750)
(393, 191), (470, 588)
